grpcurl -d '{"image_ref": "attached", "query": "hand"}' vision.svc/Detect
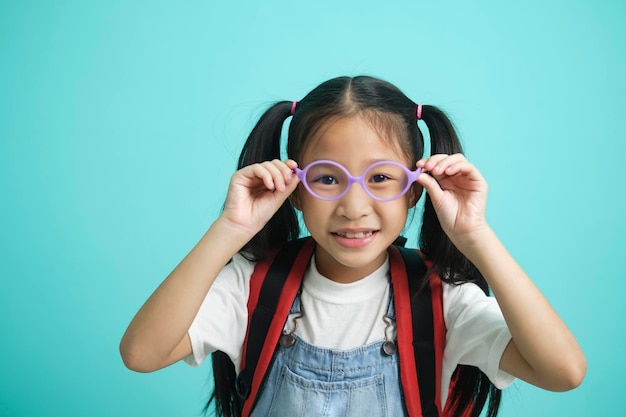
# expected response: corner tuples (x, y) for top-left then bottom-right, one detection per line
(220, 159), (300, 237)
(416, 154), (489, 247)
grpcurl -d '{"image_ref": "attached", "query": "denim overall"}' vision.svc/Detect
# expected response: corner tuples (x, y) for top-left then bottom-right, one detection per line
(249, 288), (407, 417)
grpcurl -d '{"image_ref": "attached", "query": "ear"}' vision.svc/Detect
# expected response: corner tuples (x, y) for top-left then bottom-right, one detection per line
(407, 184), (423, 208)
(290, 186), (304, 211)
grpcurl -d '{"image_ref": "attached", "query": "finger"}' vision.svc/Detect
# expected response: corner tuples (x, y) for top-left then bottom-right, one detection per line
(266, 160), (286, 191)
(273, 159), (299, 190)
(444, 162), (487, 188)
(417, 153), (465, 165)
(249, 163), (279, 191)
(271, 160), (301, 197)
(416, 170), (446, 201)
(425, 154), (468, 176)
(283, 159), (299, 171)
(439, 160), (475, 177)
(262, 160), (291, 191)
(275, 171), (301, 200)
(416, 154), (450, 170)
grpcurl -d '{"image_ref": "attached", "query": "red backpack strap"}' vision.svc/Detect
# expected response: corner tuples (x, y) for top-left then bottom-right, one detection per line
(237, 238), (315, 417)
(428, 264), (445, 414)
(389, 245), (445, 417)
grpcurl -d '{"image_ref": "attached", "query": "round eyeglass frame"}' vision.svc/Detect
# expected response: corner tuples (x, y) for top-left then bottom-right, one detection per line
(293, 160), (422, 202)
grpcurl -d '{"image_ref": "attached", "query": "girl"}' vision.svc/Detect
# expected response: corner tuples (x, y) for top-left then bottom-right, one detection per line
(120, 76), (586, 417)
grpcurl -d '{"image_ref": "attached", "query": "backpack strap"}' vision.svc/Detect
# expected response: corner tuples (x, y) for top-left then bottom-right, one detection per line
(237, 239), (445, 417)
(237, 237), (315, 417)
(390, 245), (445, 417)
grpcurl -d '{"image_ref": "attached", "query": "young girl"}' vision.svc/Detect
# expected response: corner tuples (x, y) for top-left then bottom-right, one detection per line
(120, 76), (586, 417)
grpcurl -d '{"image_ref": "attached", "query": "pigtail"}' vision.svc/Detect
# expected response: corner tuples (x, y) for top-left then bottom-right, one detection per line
(208, 101), (300, 417)
(418, 105), (481, 284)
(418, 105), (502, 417)
(206, 351), (238, 417)
(237, 100), (301, 261)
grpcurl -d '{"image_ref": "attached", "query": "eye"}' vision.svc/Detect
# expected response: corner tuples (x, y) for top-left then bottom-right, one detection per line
(370, 174), (390, 183)
(311, 175), (338, 185)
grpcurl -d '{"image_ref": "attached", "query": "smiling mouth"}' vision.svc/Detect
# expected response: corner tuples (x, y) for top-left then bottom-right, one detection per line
(334, 231), (376, 239)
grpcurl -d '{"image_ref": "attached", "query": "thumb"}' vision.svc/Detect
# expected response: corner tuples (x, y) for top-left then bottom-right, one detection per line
(272, 171), (301, 205)
(417, 172), (445, 202)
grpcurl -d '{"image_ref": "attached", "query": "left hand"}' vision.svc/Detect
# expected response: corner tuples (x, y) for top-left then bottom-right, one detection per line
(416, 154), (489, 247)
(418, 154), (587, 391)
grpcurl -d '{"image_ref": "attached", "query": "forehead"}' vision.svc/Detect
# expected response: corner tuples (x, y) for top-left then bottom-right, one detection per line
(299, 114), (411, 166)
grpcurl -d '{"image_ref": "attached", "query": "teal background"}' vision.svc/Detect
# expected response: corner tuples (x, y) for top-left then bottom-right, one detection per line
(1, 1), (624, 416)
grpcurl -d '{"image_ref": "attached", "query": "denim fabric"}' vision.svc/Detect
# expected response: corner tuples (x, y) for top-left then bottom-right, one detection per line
(250, 291), (406, 417)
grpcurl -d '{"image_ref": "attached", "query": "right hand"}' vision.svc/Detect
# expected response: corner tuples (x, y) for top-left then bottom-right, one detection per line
(220, 159), (300, 236)
(120, 159), (300, 373)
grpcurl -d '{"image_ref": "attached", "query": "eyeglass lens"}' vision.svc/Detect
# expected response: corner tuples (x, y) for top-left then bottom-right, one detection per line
(304, 162), (411, 200)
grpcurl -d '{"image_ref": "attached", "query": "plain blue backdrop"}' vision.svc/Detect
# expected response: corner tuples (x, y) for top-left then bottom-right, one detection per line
(1, 1), (624, 416)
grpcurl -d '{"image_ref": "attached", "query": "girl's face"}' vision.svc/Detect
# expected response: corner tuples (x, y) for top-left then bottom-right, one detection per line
(293, 114), (419, 283)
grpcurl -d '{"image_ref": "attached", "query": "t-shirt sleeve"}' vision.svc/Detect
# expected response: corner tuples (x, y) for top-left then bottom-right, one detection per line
(183, 253), (254, 370)
(442, 282), (515, 390)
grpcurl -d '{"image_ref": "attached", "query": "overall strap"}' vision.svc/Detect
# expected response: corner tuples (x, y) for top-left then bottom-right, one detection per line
(389, 245), (445, 417)
(237, 237), (315, 417)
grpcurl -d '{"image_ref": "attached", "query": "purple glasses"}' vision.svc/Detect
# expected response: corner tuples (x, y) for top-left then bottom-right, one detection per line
(294, 160), (422, 202)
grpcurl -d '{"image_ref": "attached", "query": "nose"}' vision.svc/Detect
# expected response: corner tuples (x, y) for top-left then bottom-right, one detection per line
(335, 182), (373, 219)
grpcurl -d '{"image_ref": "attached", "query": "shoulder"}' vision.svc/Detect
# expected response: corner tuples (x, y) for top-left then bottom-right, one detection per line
(442, 280), (489, 302)
(211, 252), (257, 295)
(441, 281), (506, 337)
(230, 251), (257, 274)
(442, 280), (495, 314)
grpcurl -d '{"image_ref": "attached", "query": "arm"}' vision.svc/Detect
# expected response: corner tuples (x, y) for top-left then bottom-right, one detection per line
(416, 154), (586, 391)
(119, 160), (300, 372)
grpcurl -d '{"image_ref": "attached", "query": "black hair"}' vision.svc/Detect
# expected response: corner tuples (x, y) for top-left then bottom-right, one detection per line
(208, 76), (501, 417)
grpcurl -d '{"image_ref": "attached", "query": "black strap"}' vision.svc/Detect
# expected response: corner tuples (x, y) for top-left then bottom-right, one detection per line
(236, 238), (309, 401)
(397, 246), (438, 417)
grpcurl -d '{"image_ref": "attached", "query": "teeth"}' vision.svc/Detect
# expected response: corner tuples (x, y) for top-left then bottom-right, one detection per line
(337, 231), (373, 239)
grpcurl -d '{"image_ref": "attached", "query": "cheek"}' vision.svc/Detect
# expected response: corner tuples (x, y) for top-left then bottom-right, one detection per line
(291, 183), (320, 212)
(297, 193), (327, 222)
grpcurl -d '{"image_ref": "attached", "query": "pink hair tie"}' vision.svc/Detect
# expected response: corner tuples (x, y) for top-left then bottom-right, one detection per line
(291, 101), (298, 115)
(416, 104), (423, 120)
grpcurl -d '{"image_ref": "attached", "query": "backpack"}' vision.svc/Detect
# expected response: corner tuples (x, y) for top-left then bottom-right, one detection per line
(234, 237), (445, 417)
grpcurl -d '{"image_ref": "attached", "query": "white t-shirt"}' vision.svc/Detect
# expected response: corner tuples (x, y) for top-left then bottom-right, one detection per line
(185, 252), (514, 407)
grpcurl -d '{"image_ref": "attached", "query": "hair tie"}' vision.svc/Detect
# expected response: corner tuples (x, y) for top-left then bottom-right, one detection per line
(291, 101), (298, 115)
(416, 104), (423, 120)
